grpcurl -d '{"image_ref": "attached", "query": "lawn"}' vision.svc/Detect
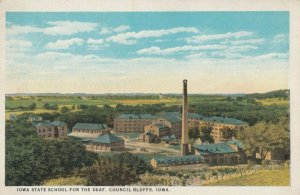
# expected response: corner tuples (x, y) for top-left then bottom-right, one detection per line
(205, 167), (289, 186)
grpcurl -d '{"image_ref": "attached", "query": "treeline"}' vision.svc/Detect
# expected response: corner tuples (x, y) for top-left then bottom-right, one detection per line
(5, 103), (36, 111)
(246, 89), (289, 100)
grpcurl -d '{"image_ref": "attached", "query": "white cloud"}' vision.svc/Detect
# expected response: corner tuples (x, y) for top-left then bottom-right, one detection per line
(87, 38), (104, 44)
(6, 39), (32, 54)
(45, 38), (84, 50)
(114, 25), (130, 32)
(227, 45), (258, 52)
(86, 38), (108, 50)
(7, 21), (98, 36)
(100, 27), (112, 35)
(6, 25), (42, 36)
(272, 34), (288, 44)
(44, 21), (97, 35)
(255, 53), (288, 60)
(107, 27), (199, 45)
(185, 31), (254, 44)
(137, 45), (227, 55)
(99, 25), (130, 35)
(229, 38), (265, 45)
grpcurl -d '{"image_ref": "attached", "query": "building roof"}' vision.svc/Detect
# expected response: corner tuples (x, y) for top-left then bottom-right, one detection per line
(161, 135), (177, 141)
(202, 116), (248, 125)
(153, 123), (168, 129)
(36, 121), (66, 127)
(188, 113), (205, 120)
(193, 142), (236, 155)
(92, 133), (124, 144)
(227, 140), (243, 149)
(160, 112), (182, 123)
(153, 155), (204, 164)
(115, 114), (157, 119)
(73, 123), (108, 130)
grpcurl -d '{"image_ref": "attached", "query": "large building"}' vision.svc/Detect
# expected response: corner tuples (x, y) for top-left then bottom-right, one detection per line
(200, 116), (248, 142)
(142, 123), (171, 143)
(89, 133), (125, 152)
(150, 155), (204, 168)
(188, 113), (205, 129)
(193, 140), (246, 166)
(35, 121), (67, 138)
(113, 114), (157, 133)
(153, 112), (182, 139)
(69, 123), (110, 138)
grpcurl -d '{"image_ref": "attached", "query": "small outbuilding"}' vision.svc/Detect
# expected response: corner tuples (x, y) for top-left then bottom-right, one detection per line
(90, 133), (125, 152)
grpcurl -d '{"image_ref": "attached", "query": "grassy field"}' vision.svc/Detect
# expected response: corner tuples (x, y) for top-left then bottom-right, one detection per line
(205, 167), (289, 186)
(6, 96), (180, 108)
(255, 98), (289, 106)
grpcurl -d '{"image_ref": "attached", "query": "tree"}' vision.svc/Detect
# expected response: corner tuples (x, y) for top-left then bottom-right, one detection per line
(199, 126), (214, 143)
(28, 103), (36, 110)
(86, 152), (151, 186)
(188, 127), (200, 140)
(237, 120), (289, 161)
(60, 106), (70, 113)
(221, 127), (237, 140)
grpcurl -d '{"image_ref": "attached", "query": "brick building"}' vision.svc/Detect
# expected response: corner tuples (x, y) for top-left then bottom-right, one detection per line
(200, 116), (248, 142)
(69, 123), (110, 138)
(193, 140), (246, 166)
(36, 121), (67, 138)
(150, 155), (204, 168)
(113, 114), (157, 133)
(89, 133), (125, 152)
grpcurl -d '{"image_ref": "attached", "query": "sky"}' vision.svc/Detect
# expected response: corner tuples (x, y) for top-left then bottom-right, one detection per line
(5, 12), (289, 94)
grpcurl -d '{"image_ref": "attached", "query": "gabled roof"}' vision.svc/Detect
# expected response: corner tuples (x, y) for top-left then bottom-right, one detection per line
(153, 155), (204, 164)
(36, 121), (66, 127)
(193, 142), (236, 155)
(115, 114), (157, 119)
(92, 133), (124, 144)
(73, 123), (108, 130)
(202, 116), (248, 125)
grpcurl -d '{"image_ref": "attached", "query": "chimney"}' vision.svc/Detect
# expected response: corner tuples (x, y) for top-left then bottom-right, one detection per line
(181, 79), (189, 156)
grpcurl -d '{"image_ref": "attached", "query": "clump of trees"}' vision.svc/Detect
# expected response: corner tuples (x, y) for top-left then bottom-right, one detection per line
(86, 152), (152, 186)
(237, 118), (289, 160)
(6, 138), (97, 186)
(188, 126), (214, 143)
(43, 103), (58, 110)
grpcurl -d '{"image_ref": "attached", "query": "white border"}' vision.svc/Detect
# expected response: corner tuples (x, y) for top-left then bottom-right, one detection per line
(0, 0), (299, 195)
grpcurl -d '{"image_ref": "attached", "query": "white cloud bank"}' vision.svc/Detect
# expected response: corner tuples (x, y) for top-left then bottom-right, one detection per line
(45, 38), (84, 50)
(106, 27), (199, 45)
(7, 21), (98, 36)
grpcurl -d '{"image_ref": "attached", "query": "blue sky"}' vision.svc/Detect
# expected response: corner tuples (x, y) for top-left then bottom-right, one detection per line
(6, 12), (289, 93)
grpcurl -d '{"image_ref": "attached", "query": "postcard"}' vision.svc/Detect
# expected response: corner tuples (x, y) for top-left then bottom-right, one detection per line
(1, 0), (300, 195)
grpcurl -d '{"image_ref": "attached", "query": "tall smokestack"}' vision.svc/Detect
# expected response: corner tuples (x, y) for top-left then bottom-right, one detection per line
(181, 79), (189, 156)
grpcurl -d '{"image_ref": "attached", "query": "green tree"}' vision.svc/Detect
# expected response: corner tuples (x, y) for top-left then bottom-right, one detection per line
(86, 153), (151, 186)
(221, 127), (237, 140)
(60, 106), (70, 113)
(237, 120), (289, 161)
(28, 103), (36, 110)
(188, 127), (200, 140)
(199, 126), (214, 143)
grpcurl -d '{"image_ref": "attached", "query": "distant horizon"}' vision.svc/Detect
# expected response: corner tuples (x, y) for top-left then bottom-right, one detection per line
(5, 88), (289, 96)
(6, 12), (288, 94)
